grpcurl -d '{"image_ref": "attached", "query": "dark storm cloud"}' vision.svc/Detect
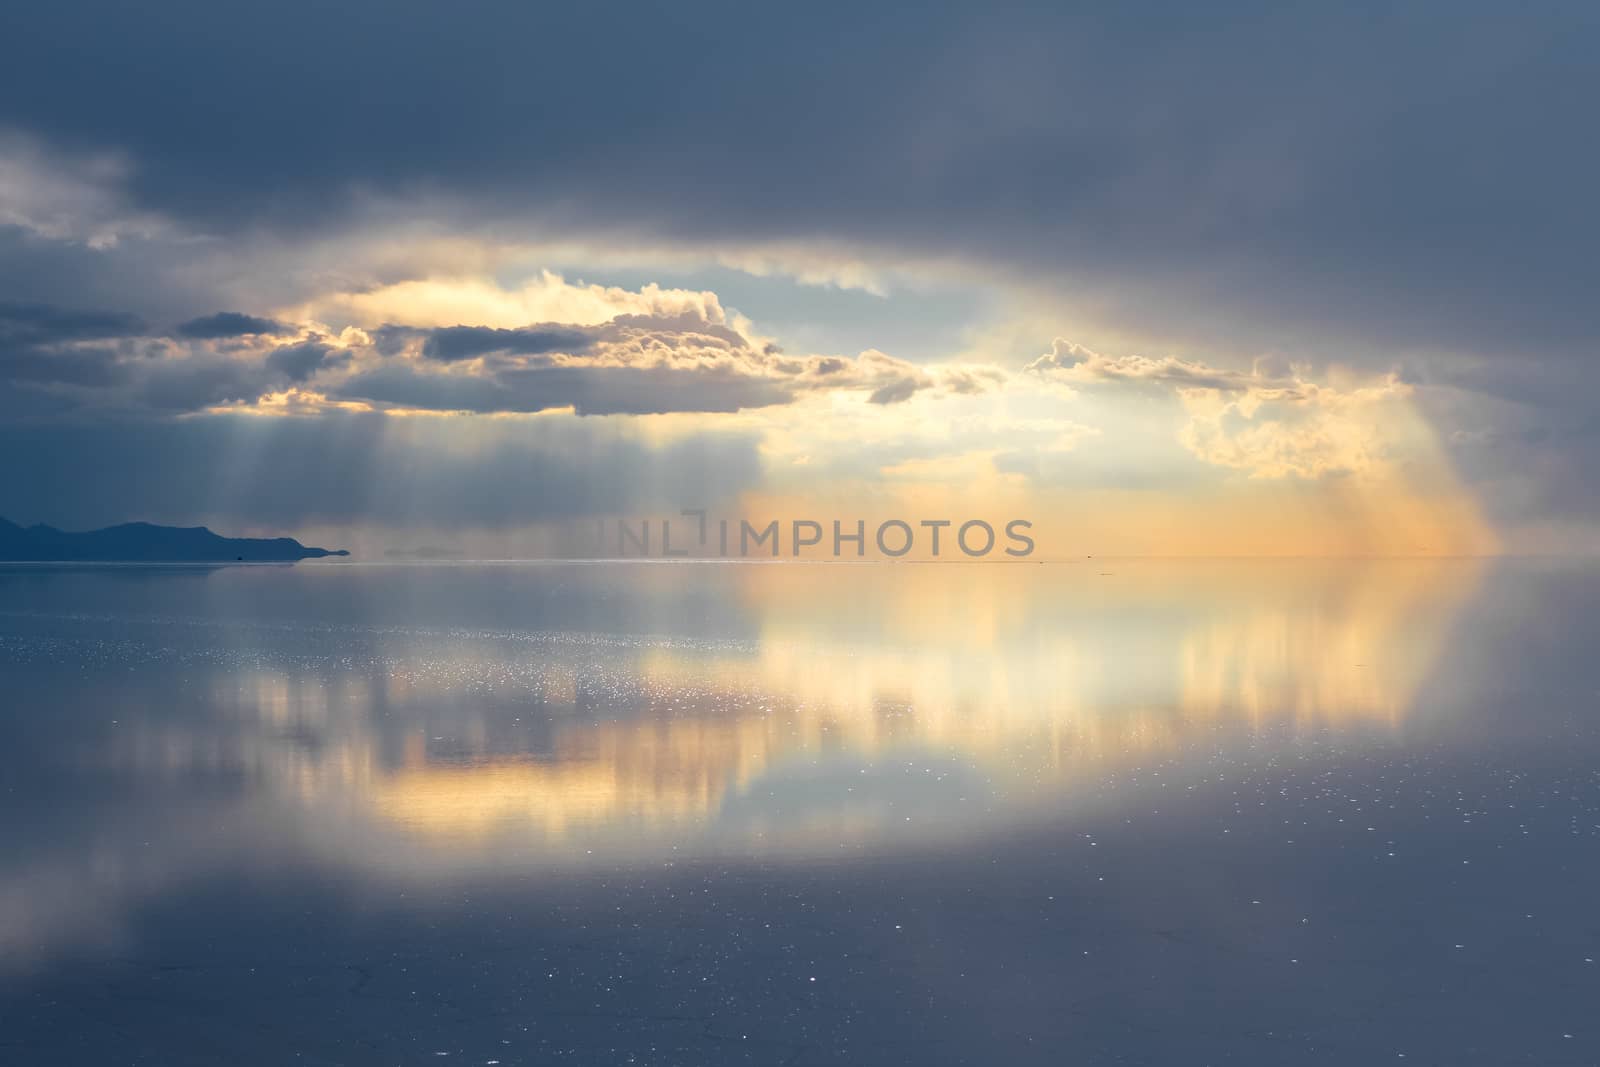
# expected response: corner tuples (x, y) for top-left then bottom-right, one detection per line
(263, 340), (340, 382)
(0, 345), (126, 388)
(0, 301), (144, 345)
(369, 324), (599, 365)
(0, 301), (350, 413)
(3, 2), (1598, 364)
(0, 229), (214, 326)
(0, 300), (931, 418)
(331, 363), (793, 416)
(330, 365), (513, 414)
(420, 326), (596, 362)
(326, 327), (961, 415)
(495, 364), (794, 416)
(0, 301), (141, 390)
(174, 312), (290, 339)
(134, 356), (286, 412)
(5, 1), (1600, 542)
(0, 413), (765, 530)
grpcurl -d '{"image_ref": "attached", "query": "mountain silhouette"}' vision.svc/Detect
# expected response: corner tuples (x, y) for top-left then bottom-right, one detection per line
(0, 518), (349, 562)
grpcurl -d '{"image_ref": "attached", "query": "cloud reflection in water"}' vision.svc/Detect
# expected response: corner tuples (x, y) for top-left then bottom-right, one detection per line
(0, 560), (1481, 969)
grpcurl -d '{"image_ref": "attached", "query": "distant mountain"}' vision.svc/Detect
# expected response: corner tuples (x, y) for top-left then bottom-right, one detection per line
(0, 518), (349, 562)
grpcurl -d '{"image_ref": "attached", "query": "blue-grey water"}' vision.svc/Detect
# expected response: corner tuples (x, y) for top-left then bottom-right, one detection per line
(1, 560), (1597, 1065)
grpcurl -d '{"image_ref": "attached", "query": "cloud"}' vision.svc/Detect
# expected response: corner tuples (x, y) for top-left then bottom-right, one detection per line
(263, 340), (341, 382)
(331, 324), (946, 417)
(1176, 379), (1411, 481)
(0, 300), (145, 344)
(1, 347), (126, 389)
(331, 361), (797, 416)
(1026, 339), (1260, 392)
(1029, 337), (1417, 481)
(0, 301), (360, 414)
(5, 5), (1596, 366)
(418, 325), (596, 361)
(286, 272), (733, 331)
(867, 377), (921, 406)
(0, 294), (1005, 419)
(4, 2), (1595, 544)
(937, 364), (1009, 396)
(0, 301), (146, 391)
(0, 128), (169, 249)
(131, 346), (330, 413)
(174, 311), (291, 339)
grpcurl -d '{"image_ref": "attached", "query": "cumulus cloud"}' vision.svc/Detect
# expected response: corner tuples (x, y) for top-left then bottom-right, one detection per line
(0, 292), (1008, 419)
(330, 321), (956, 416)
(286, 271), (734, 331)
(1176, 377), (1413, 480)
(1026, 339), (1263, 391)
(1029, 337), (1416, 480)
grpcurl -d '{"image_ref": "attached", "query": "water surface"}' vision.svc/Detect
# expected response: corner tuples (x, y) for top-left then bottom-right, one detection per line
(1, 560), (1596, 1064)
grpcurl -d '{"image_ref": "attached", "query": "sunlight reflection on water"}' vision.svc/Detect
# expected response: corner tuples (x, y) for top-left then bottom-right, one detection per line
(0, 561), (1482, 918)
(10, 558), (1600, 1067)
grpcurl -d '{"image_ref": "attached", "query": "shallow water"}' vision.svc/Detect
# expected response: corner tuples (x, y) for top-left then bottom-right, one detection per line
(0, 560), (1597, 1064)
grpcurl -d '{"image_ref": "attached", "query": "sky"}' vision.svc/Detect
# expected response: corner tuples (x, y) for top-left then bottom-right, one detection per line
(1, 1), (1596, 556)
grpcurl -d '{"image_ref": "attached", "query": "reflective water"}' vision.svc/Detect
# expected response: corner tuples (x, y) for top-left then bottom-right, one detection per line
(1, 560), (1596, 1064)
